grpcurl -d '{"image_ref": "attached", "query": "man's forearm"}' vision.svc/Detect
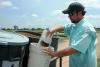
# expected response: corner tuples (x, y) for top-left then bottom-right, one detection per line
(54, 47), (78, 57)
(49, 25), (64, 34)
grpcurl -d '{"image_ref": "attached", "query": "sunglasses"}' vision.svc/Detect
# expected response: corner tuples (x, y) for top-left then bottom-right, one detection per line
(68, 12), (74, 16)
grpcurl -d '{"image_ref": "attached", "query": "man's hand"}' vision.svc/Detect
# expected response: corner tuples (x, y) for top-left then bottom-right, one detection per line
(46, 29), (53, 37)
(46, 25), (64, 37)
(42, 47), (55, 57)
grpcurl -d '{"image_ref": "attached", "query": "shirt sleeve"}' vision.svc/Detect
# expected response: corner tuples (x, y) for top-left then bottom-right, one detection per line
(64, 24), (74, 36)
(70, 32), (92, 54)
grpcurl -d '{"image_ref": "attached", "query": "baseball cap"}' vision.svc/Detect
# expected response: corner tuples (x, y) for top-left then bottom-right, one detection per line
(62, 2), (85, 14)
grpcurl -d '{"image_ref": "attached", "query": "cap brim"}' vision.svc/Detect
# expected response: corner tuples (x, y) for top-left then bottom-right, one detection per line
(62, 9), (69, 14)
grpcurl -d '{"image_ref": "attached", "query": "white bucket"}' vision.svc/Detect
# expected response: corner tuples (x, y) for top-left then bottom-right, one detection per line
(27, 43), (52, 67)
(38, 30), (53, 46)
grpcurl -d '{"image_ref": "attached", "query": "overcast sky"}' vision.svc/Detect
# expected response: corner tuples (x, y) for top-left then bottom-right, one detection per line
(0, 0), (100, 29)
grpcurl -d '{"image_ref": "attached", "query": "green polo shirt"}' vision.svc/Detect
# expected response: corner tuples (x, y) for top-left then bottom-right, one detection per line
(64, 18), (97, 67)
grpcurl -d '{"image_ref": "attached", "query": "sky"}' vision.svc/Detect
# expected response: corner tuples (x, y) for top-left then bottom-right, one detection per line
(0, 0), (100, 29)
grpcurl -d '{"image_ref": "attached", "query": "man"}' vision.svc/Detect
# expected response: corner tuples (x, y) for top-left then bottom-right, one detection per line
(42, 2), (97, 67)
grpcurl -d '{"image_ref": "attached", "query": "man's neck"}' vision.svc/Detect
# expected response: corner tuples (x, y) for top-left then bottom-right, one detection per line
(74, 17), (83, 24)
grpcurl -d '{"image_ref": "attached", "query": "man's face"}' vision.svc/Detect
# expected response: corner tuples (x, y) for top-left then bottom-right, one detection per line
(68, 11), (81, 23)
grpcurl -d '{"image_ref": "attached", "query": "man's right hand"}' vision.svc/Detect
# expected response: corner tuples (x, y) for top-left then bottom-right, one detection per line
(46, 29), (53, 37)
(46, 25), (64, 37)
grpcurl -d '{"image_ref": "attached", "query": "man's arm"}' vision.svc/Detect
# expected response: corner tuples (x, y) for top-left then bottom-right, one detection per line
(42, 47), (78, 57)
(48, 25), (64, 35)
(54, 47), (78, 57)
